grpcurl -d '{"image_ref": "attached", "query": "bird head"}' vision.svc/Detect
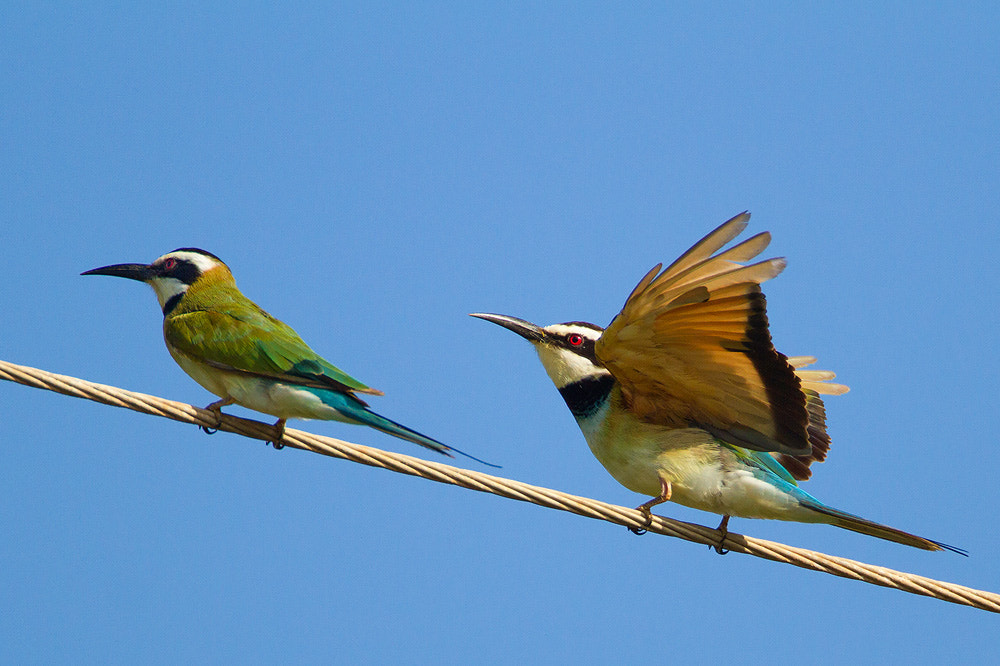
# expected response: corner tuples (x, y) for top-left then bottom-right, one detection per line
(82, 248), (230, 314)
(470, 313), (610, 389)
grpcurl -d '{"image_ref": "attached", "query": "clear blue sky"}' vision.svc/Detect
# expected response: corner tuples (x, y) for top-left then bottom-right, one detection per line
(3, 4), (999, 663)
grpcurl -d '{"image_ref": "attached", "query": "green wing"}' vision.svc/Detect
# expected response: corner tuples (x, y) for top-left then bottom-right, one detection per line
(164, 302), (382, 396)
(722, 441), (798, 486)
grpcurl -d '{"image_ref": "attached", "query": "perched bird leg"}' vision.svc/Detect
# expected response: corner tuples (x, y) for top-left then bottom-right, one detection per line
(201, 398), (235, 434)
(629, 476), (672, 535)
(713, 515), (731, 555)
(268, 418), (287, 450)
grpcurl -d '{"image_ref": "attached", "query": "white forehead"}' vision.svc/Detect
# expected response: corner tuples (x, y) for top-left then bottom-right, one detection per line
(542, 324), (603, 341)
(153, 250), (223, 273)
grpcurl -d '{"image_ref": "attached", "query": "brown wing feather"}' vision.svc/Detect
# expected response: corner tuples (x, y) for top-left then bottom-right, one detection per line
(597, 213), (817, 456)
(775, 358), (850, 480)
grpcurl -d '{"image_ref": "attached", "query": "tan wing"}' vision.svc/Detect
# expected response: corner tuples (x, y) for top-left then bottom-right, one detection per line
(775, 357), (850, 480)
(597, 212), (821, 456)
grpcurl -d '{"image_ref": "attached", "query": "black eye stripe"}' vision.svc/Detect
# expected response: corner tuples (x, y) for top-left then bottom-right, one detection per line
(547, 322), (604, 363)
(158, 259), (202, 285)
(557, 333), (598, 362)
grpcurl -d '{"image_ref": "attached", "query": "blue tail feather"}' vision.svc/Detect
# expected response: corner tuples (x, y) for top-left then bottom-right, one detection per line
(799, 497), (967, 555)
(737, 443), (964, 554)
(318, 390), (499, 468)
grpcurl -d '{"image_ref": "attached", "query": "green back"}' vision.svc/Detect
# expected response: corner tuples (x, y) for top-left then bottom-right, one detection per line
(164, 280), (377, 395)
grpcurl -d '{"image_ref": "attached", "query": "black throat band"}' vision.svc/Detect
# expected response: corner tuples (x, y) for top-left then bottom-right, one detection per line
(558, 374), (615, 418)
(162, 292), (185, 316)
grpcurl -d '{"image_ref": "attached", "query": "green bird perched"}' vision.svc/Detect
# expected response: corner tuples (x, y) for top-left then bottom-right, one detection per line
(84, 248), (492, 465)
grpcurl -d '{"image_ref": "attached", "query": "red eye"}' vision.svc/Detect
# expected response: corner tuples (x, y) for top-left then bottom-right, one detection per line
(568, 334), (584, 346)
(163, 258), (177, 271)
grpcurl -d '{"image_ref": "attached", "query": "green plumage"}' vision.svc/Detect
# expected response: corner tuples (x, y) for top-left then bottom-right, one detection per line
(724, 442), (799, 486)
(83, 249), (498, 465)
(164, 272), (379, 396)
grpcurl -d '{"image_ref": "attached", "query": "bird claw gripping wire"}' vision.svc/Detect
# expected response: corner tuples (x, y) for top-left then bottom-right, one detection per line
(266, 419), (287, 449)
(628, 514), (652, 536)
(712, 516), (731, 555)
(200, 398), (233, 436)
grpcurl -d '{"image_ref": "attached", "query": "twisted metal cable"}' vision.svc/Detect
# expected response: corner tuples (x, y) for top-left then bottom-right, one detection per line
(2, 358), (996, 613)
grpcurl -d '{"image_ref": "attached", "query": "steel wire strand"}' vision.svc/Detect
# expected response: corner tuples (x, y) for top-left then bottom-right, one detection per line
(1, 358), (996, 614)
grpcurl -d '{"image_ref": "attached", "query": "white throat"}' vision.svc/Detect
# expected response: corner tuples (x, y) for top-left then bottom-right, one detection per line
(149, 277), (189, 310)
(535, 346), (605, 388)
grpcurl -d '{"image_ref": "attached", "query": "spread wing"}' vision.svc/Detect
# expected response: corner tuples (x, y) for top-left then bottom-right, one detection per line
(775, 356), (849, 480)
(164, 302), (383, 398)
(596, 212), (838, 457)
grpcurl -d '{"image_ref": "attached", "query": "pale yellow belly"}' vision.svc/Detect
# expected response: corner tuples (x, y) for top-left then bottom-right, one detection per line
(165, 346), (350, 422)
(581, 405), (812, 521)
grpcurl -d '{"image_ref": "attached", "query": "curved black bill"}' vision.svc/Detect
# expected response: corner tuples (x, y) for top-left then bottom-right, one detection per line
(81, 263), (154, 282)
(469, 312), (546, 342)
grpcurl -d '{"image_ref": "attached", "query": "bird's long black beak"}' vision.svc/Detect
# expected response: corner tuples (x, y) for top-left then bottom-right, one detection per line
(81, 263), (155, 282)
(470, 313), (547, 342)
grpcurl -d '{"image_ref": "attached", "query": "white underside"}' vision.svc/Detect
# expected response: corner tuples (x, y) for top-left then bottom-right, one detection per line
(579, 402), (822, 523)
(168, 346), (357, 423)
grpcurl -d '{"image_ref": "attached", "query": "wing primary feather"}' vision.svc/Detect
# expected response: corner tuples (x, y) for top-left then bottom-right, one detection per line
(666, 286), (710, 309)
(660, 211), (750, 278)
(714, 231), (771, 262)
(644, 258), (786, 311)
(786, 356), (818, 368)
(622, 264), (663, 306)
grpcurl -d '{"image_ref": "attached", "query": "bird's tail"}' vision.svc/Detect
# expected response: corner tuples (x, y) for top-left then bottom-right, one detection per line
(320, 392), (499, 467)
(355, 408), (500, 468)
(801, 499), (966, 555)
